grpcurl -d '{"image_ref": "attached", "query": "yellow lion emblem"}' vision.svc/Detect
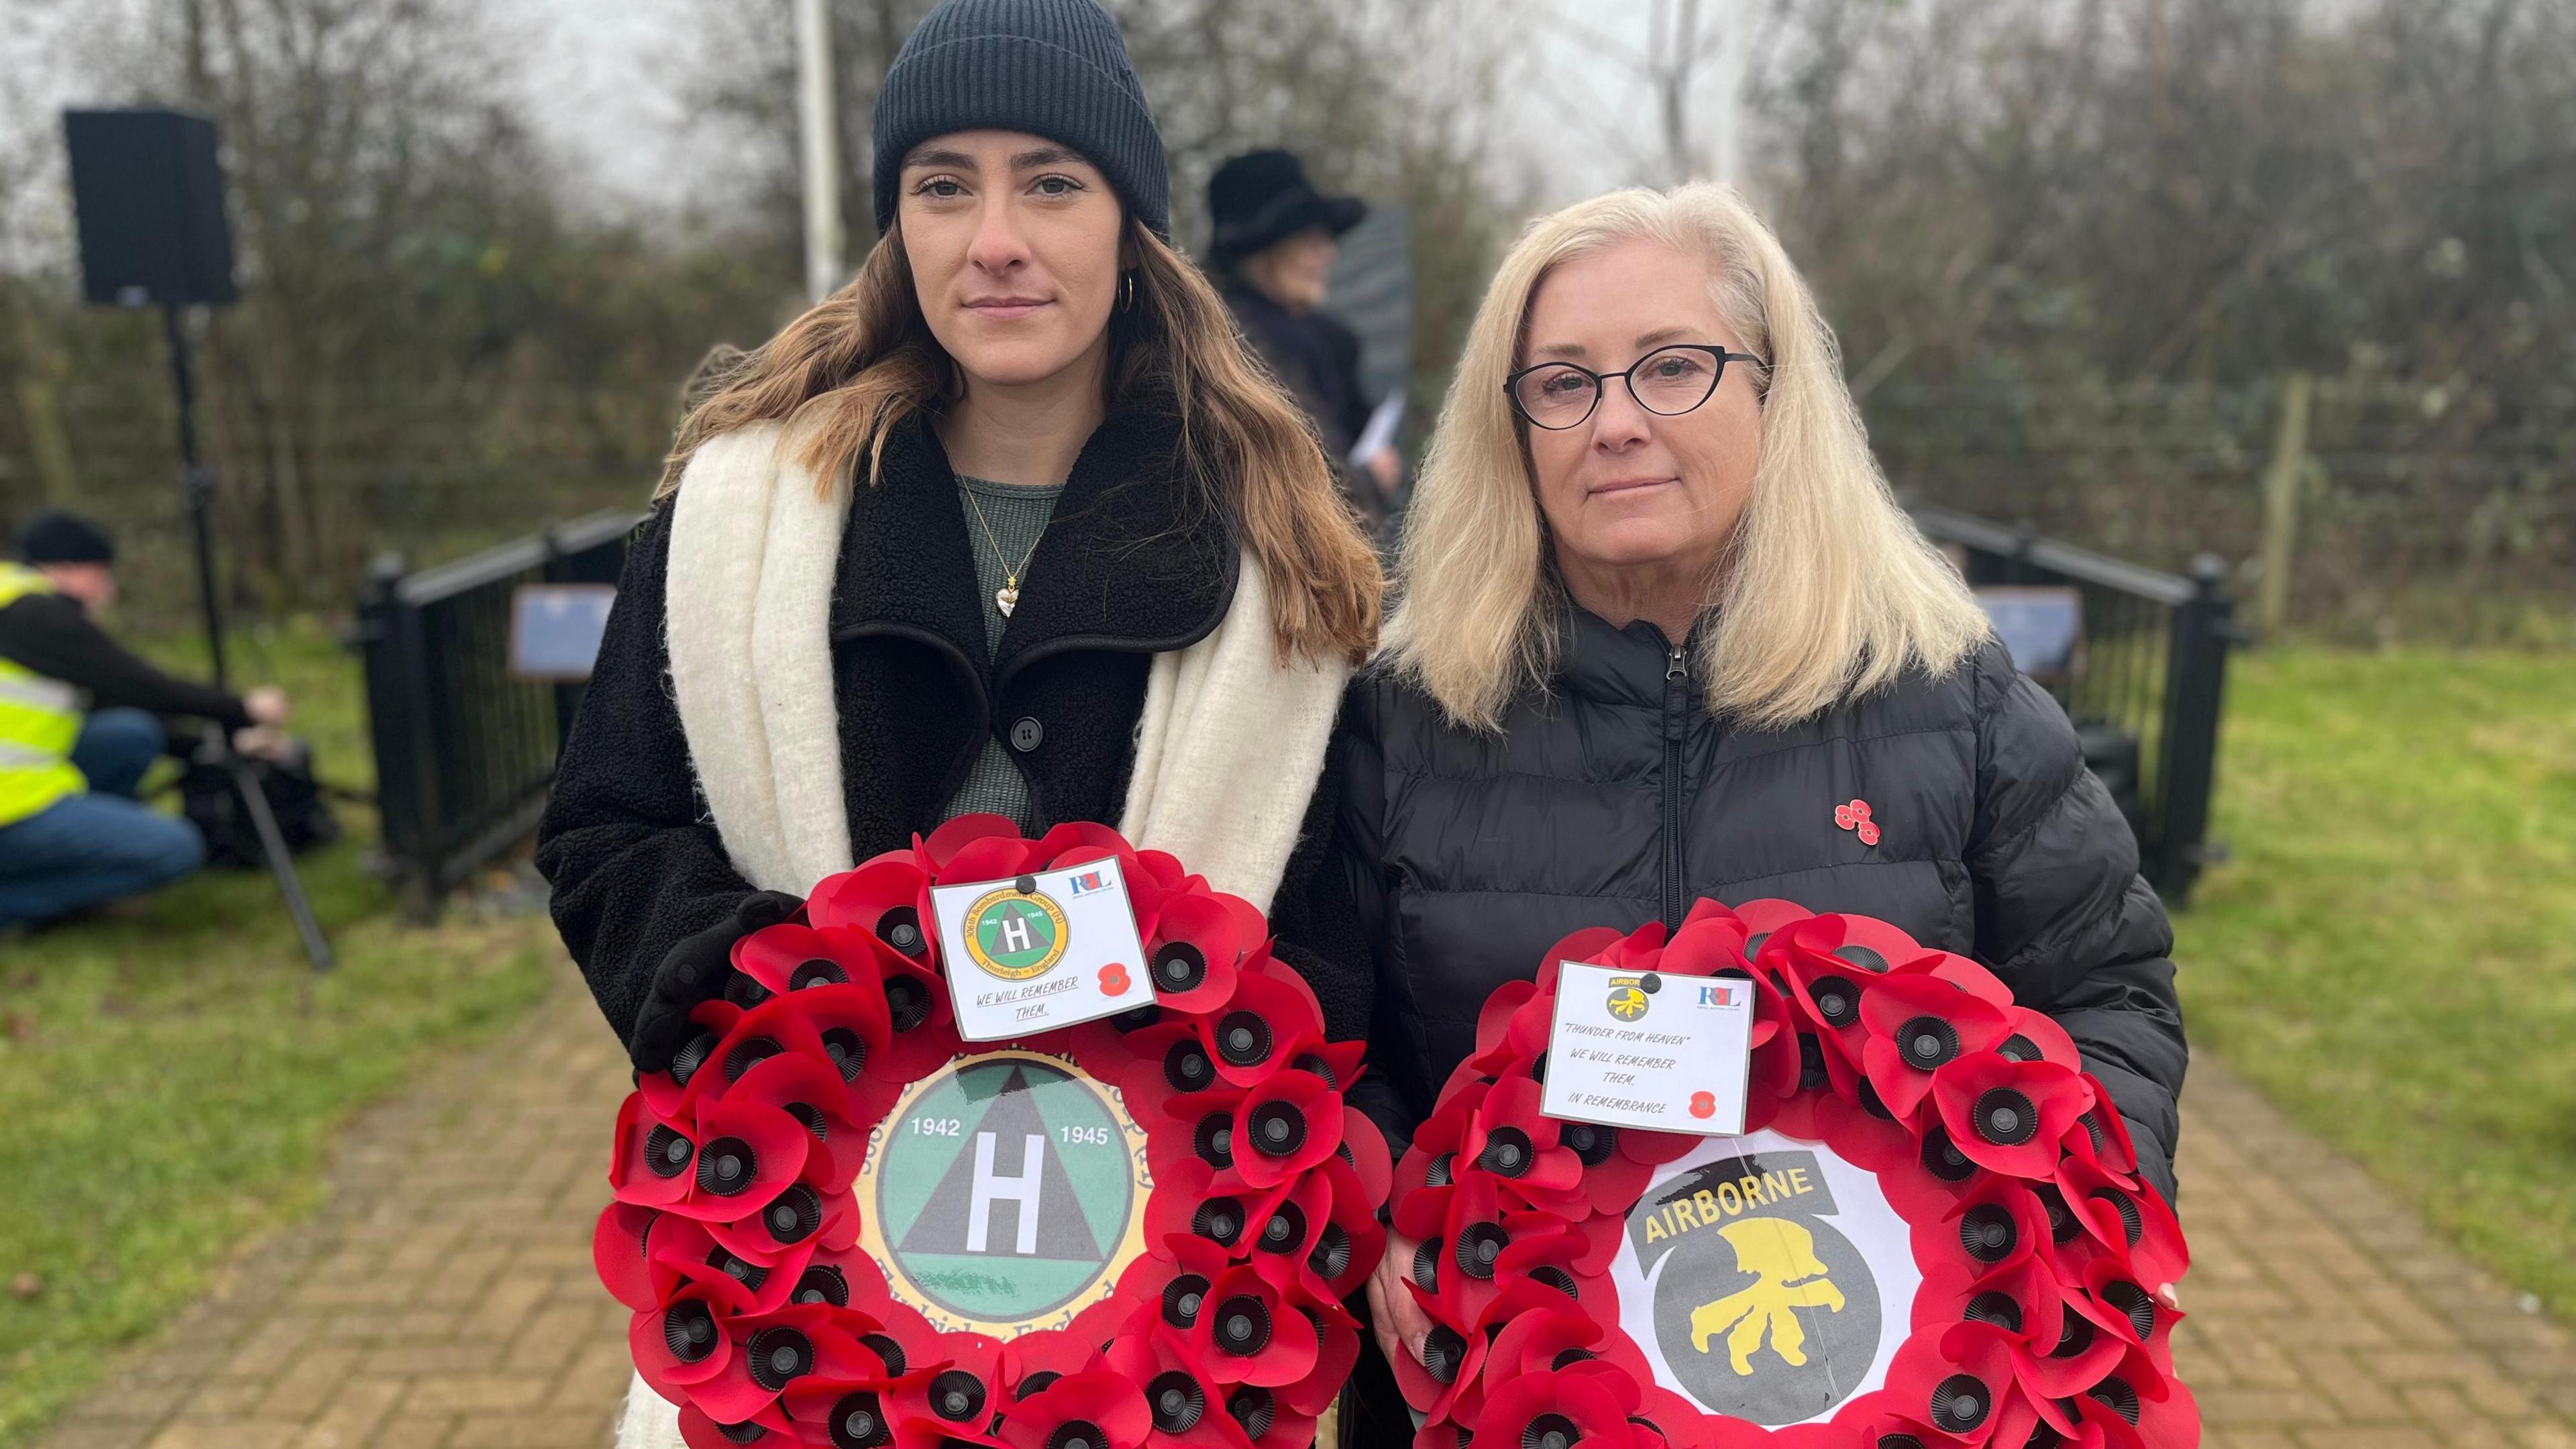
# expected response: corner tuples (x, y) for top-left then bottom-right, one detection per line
(1687, 1218), (1847, 1375)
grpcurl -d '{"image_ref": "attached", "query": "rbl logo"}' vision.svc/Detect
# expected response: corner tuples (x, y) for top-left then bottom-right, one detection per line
(1098, 963), (1130, 996)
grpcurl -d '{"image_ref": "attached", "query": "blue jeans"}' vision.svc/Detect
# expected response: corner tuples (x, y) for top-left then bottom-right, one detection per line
(0, 709), (207, 928)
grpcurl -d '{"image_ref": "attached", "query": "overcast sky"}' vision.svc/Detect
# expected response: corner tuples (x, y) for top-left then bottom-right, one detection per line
(507, 0), (1732, 215)
(5, 0), (1741, 264)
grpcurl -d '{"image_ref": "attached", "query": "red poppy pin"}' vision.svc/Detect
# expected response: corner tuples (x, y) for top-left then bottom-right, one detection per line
(1837, 796), (1882, 847)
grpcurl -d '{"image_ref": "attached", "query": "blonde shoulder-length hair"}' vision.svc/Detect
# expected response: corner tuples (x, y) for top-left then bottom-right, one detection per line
(657, 217), (1381, 666)
(1383, 182), (1988, 730)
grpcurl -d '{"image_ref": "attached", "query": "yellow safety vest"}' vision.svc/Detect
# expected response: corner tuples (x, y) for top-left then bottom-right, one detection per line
(0, 561), (86, 826)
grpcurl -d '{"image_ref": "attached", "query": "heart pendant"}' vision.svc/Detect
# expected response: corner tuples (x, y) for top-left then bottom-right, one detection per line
(996, 584), (1019, 618)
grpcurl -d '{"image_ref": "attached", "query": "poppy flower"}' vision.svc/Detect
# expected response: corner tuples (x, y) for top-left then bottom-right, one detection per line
(1893, 949), (2014, 1008)
(1861, 973), (2012, 1119)
(1544, 1115), (1651, 1218)
(1465, 979), (1542, 1064)
(1921, 1175), (2051, 1281)
(1798, 1083), (1921, 1177)
(941, 832), (1047, 892)
(1487, 1227), (1613, 1322)
(1929, 1052), (2094, 1181)
(1878, 1319), (2026, 1443)
(1199, 1383), (1312, 1449)
(1336, 1101), (1395, 1207)
(705, 1171), (855, 1266)
(887, 1332), (1008, 1434)
(1240, 1167), (1330, 1267)
(1819, 912), (1932, 977)
(730, 1050), (869, 1193)
(1460, 1077), (1582, 1197)
(2078, 1374), (2198, 1449)
(1099, 1325), (1241, 1448)
(1033, 822), (1167, 932)
(1774, 938), (1876, 1092)
(1117, 1022), (1229, 1124)
(1466, 1366), (1639, 1449)
(1413, 1173), (1511, 1324)
(1275, 1295), (1361, 1420)
(752, 1234), (888, 1320)
(779, 1360), (929, 1444)
(2063, 1097), (2144, 1181)
(594, 1201), (666, 1311)
(1297, 1155), (1388, 1299)
(989, 1368), (1150, 1449)
(919, 813), (1021, 871)
(1232, 1069), (1344, 1187)
(1142, 890), (1254, 1014)
(1197, 969), (1321, 1088)
(684, 1304), (883, 1425)
(1911, 1251), (2063, 1353)
(1660, 908), (1753, 977)
(872, 961), (959, 1082)
(1181, 1261), (1320, 1389)
(730, 921), (878, 1000)
(1627, 1385), (1728, 1449)
(610, 1092), (704, 1211)
(1388, 1297), (1485, 1422)
(659, 1095), (813, 1224)
(809, 853), (936, 962)
(639, 999), (750, 1119)
(2070, 1258), (2182, 1380)
(631, 1256), (760, 1401)
(1991, 1006), (2081, 1071)
(1482, 1299), (1652, 1393)
(676, 1401), (794, 1449)
(1142, 1158), (1257, 1254)
(2055, 1152), (2189, 1291)
(1725, 898), (1815, 967)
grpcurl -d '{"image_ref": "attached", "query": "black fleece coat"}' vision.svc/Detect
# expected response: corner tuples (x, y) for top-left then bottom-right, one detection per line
(535, 407), (1348, 1063)
(1299, 609), (2189, 1205)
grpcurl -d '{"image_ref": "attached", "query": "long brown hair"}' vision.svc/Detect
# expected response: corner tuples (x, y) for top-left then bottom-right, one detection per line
(660, 218), (1381, 665)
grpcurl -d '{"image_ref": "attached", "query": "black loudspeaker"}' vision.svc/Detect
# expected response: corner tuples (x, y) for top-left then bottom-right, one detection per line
(64, 108), (237, 308)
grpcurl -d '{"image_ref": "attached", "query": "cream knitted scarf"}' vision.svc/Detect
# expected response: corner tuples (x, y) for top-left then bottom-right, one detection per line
(619, 421), (1346, 1449)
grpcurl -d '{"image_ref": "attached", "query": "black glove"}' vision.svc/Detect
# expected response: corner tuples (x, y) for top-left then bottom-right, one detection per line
(627, 890), (806, 1073)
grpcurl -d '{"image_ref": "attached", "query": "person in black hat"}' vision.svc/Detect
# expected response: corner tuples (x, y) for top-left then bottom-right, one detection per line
(0, 509), (291, 928)
(1210, 148), (1403, 532)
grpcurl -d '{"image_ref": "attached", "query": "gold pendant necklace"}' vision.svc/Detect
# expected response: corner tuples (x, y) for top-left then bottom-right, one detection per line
(961, 484), (1046, 619)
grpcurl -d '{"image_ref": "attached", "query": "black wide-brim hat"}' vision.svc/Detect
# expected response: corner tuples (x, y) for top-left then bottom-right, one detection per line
(1207, 149), (1366, 268)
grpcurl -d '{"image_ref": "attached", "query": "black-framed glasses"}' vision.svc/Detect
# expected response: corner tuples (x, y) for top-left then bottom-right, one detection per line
(1503, 344), (1766, 429)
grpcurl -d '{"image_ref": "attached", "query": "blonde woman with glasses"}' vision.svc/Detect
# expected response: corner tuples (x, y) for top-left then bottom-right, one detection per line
(1289, 184), (2188, 1432)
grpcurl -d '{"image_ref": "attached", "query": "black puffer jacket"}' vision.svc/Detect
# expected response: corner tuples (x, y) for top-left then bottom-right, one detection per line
(1306, 608), (2188, 1203)
(536, 406), (1351, 1067)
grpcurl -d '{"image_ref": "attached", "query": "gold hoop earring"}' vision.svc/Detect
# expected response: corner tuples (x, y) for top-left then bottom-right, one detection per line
(1120, 271), (1138, 313)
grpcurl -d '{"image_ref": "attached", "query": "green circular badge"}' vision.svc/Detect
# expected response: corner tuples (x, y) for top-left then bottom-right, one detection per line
(963, 888), (1071, 981)
(857, 1051), (1149, 1334)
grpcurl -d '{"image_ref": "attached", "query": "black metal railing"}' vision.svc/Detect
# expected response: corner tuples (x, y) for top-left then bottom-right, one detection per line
(354, 510), (643, 918)
(1909, 504), (2237, 905)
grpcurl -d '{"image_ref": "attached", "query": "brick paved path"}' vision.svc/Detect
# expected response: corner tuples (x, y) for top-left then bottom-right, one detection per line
(31, 955), (2576, 1448)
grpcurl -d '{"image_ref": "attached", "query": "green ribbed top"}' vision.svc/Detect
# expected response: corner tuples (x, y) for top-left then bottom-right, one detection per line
(939, 474), (1065, 830)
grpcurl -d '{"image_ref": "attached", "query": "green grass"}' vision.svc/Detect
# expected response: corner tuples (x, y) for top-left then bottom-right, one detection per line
(2175, 647), (2576, 1312)
(0, 619), (559, 1447)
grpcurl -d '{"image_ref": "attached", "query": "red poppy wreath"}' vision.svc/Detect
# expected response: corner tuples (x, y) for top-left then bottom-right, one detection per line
(1385, 900), (2196, 1449)
(594, 817), (1393, 1449)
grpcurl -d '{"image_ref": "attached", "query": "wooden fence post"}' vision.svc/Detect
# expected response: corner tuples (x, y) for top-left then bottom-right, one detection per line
(2256, 371), (2313, 639)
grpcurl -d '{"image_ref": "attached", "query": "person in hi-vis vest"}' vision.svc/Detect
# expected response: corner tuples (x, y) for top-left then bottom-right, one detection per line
(0, 510), (290, 930)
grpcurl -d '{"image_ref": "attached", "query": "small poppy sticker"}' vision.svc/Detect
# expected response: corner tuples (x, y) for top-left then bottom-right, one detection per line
(1837, 797), (1880, 847)
(1098, 963), (1130, 996)
(1689, 1090), (1717, 1119)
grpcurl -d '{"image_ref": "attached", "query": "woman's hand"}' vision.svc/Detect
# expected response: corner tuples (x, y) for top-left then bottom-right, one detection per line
(1366, 1227), (1432, 1370)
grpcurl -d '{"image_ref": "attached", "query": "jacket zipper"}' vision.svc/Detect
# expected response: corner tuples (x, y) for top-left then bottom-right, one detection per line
(1661, 642), (1688, 930)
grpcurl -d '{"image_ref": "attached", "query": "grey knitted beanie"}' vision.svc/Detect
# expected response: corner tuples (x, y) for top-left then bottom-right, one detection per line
(871, 0), (1170, 239)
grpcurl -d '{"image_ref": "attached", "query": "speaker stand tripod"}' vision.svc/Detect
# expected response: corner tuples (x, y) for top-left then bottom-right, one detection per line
(162, 303), (333, 972)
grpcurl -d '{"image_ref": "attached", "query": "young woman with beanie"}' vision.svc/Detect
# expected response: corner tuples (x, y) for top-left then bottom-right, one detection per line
(534, 3), (1381, 1440)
